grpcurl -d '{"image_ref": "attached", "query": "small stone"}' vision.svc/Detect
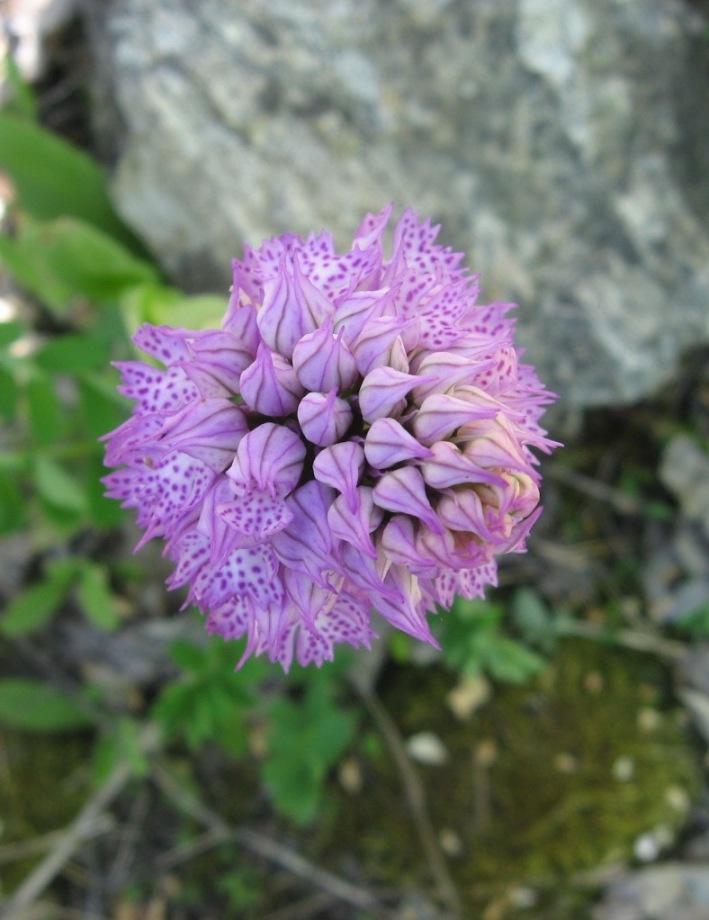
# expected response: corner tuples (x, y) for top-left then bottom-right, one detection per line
(439, 827), (462, 857)
(637, 707), (661, 733)
(338, 757), (363, 795)
(405, 732), (449, 766)
(554, 752), (578, 775)
(584, 670), (605, 694)
(633, 825), (673, 863)
(446, 674), (491, 721)
(612, 756), (635, 782)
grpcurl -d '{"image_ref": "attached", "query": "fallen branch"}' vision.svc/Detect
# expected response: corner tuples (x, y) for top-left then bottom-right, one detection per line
(0, 724), (160, 920)
(151, 761), (396, 919)
(561, 620), (686, 661)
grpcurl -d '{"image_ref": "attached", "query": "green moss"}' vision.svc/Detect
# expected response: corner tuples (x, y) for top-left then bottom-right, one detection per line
(325, 640), (701, 917)
(0, 727), (91, 893)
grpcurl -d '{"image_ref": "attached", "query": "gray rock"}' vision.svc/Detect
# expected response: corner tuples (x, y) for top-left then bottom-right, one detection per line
(3, 0), (80, 79)
(661, 435), (709, 538)
(83, 0), (709, 409)
(592, 864), (709, 920)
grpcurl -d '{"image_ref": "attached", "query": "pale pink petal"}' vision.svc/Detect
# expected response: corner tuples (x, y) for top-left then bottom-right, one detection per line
(358, 367), (429, 423)
(312, 441), (365, 512)
(292, 317), (359, 392)
(372, 467), (444, 534)
(227, 423), (306, 497)
(239, 343), (304, 416)
(364, 417), (433, 469)
(297, 390), (353, 446)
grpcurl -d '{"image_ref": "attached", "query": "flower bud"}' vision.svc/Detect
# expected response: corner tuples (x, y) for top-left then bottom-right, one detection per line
(292, 318), (358, 392)
(297, 391), (353, 446)
(239, 344), (304, 416)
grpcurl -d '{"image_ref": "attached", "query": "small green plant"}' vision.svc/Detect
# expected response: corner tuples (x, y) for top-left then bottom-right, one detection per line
(434, 595), (548, 684)
(672, 604), (709, 638)
(151, 637), (360, 825)
(152, 637), (264, 756)
(262, 659), (359, 825)
(0, 677), (93, 732)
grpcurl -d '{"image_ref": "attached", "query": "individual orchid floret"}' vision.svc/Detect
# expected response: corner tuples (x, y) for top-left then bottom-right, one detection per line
(239, 343), (304, 416)
(292, 318), (359, 392)
(297, 390), (353, 447)
(102, 205), (559, 670)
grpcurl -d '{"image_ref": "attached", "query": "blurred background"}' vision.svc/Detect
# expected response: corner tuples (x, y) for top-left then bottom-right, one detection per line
(1, 1), (708, 918)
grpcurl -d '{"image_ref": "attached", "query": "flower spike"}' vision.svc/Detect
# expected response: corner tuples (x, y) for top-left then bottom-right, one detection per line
(103, 206), (559, 669)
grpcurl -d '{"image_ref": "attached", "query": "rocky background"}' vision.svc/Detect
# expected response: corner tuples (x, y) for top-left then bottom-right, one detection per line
(82, 0), (709, 412)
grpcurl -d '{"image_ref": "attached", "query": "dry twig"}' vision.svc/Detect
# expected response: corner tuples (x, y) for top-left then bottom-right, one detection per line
(545, 463), (648, 516)
(150, 761), (395, 919)
(352, 681), (464, 920)
(562, 620), (687, 661)
(0, 725), (160, 920)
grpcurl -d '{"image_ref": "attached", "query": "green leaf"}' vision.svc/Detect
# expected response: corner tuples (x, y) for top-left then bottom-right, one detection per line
(0, 470), (26, 534)
(263, 751), (320, 825)
(37, 219), (159, 303)
(169, 640), (209, 673)
(0, 679), (92, 732)
(0, 320), (25, 347)
(33, 455), (88, 515)
(0, 112), (141, 250)
(115, 717), (150, 776)
(478, 635), (546, 684)
(121, 284), (226, 332)
(79, 374), (127, 440)
(26, 374), (65, 444)
(511, 588), (558, 653)
(0, 559), (79, 637)
(1, 55), (39, 120)
(0, 230), (75, 312)
(35, 334), (109, 373)
(0, 216), (159, 313)
(264, 680), (357, 825)
(436, 597), (546, 683)
(76, 561), (121, 630)
(0, 366), (20, 422)
(152, 636), (259, 755)
(1, 577), (68, 637)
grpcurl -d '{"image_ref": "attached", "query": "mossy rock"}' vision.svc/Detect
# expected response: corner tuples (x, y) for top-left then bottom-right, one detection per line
(325, 639), (701, 917)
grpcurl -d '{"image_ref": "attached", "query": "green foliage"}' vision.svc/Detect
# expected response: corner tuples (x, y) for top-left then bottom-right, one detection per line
(436, 596), (547, 683)
(1, 55), (39, 120)
(0, 112), (143, 251)
(511, 587), (574, 653)
(0, 557), (121, 637)
(0, 558), (75, 637)
(151, 641), (360, 826)
(152, 638), (264, 756)
(0, 678), (93, 732)
(75, 560), (122, 630)
(216, 864), (264, 913)
(121, 284), (226, 332)
(0, 215), (159, 315)
(0, 306), (130, 541)
(263, 664), (358, 825)
(672, 604), (709, 638)
(92, 717), (151, 782)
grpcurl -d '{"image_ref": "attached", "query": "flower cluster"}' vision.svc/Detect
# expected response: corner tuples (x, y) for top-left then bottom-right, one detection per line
(103, 205), (558, 670)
